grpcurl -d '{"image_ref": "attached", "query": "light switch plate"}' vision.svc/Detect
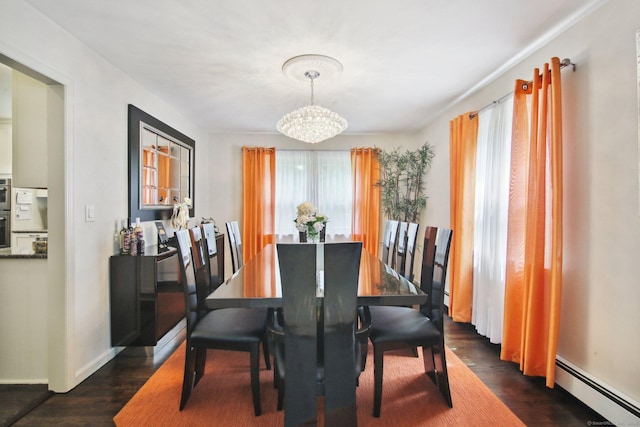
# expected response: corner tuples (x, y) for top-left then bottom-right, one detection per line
(85, 205), (95, 222)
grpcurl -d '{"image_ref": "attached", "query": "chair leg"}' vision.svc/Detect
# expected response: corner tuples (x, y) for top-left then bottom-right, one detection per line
(373, 345), (384, 418)
(273, 359), (279, 389)
(276, 372), (284, 411)
(423, 343), (453, 408)
(194, 347), (207, 386)
(262, 334), (272, 370)
(422, 345), (436, 384)
(360, 341), (368, 372)
(180, 345), (197, 410)
(432, 342), (453, 408)
(249, 344), (262, 416)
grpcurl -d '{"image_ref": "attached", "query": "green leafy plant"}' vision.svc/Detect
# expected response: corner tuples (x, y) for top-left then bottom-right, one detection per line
(376, 142), (435, 222)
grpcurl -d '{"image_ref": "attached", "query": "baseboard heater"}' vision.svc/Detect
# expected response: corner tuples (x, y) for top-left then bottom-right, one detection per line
(556, 356), (640, 423)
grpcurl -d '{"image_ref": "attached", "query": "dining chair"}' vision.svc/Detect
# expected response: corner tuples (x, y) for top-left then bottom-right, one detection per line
(368, 226), (454, 417)
(268, 242), (370, 426)
(226, 221), (243, 273)
(396, 222), (420, 282)
(189, 225), (271, 360)
(175, 229), (270, 415)
(200, 222), (221, 291)
(381, 219), (399, 267)
(394, 221), (408, 273)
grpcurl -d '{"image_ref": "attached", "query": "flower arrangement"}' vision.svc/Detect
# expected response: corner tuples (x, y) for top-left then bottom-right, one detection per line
(294, 201), (328, 242)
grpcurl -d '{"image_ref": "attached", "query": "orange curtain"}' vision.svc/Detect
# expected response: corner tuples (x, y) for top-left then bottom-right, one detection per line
(448, 113), (478, 322)
(351, 147), (380, 256)
(241, 146), (275, 263)
(501, 58), (563, 388)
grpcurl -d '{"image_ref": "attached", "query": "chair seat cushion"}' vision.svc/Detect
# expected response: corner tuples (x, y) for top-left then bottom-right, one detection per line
(191, 308), (267, 345)
(369, 306), (439, 345)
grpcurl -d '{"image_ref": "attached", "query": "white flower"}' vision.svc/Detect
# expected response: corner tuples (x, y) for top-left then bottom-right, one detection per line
(296, 201), (317, 217)
(294, 202), (329, 236)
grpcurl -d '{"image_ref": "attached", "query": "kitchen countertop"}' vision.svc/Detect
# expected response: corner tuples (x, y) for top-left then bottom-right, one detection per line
(0, 247), (47, 259)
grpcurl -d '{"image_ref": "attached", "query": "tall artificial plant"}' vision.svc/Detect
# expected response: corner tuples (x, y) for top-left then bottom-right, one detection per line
(376, 142), (435, 223)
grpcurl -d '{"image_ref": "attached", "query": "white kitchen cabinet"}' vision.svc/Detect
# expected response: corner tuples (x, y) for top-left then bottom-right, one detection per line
(11, 70), (47, 188)
(0, 120), (11, 175)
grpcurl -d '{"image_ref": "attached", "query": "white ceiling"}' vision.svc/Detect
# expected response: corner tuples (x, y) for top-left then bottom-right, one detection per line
(24, 0), (600, 135)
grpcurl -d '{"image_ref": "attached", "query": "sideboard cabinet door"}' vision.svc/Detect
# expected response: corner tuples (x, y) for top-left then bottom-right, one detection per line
(109, 246), (183, 347)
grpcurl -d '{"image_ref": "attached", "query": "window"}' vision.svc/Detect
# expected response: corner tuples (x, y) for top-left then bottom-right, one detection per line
(275, 150), (352, 237)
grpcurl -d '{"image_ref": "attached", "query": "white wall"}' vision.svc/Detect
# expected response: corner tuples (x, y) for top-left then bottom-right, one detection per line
(0, 0), (209, 391)
(418, 0), (640, 423)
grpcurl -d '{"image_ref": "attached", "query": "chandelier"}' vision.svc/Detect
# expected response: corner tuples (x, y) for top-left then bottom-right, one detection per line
(277, 55), (348, 144)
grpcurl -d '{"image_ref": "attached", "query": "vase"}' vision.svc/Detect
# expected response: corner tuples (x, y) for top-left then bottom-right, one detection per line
(306, 230), (320, 243)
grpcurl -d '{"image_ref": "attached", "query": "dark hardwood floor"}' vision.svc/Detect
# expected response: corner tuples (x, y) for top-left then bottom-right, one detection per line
(2, 316), (609, 426)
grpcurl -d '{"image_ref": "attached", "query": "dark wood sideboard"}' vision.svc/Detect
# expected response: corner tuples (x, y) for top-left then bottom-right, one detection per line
(110, 233), (225, 347)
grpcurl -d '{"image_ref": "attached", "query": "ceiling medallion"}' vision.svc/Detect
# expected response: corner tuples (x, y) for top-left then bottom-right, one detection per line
(277, 54), (347, 144)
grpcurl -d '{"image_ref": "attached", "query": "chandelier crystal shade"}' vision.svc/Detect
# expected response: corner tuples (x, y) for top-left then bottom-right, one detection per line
(277, 55), (348, 144)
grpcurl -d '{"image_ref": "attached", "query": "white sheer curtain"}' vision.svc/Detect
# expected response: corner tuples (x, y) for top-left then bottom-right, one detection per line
(275, 150), (352, 238)
(472, 95), (513, 344)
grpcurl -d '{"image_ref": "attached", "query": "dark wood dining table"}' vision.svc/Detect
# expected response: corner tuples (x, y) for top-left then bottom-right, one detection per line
(205, 243), (426, 309)
(205, 242), (427, 426)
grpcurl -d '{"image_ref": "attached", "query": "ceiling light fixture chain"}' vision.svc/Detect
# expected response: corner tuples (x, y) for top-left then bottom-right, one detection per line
(305, 70), (319, 106)
(277, 55), (347, 144)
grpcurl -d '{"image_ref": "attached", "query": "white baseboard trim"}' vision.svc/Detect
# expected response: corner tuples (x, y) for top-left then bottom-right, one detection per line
(73, 346), (119, 391)
(556, 355), (640, 425)
(71, 319), (186, 392)
(0, 378), (47, 384)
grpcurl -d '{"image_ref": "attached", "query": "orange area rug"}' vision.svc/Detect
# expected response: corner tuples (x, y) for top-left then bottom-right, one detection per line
(114, 343), (524, 426)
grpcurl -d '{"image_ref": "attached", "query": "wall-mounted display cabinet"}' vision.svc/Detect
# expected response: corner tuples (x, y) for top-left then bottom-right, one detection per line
(110, 234), (225, 347)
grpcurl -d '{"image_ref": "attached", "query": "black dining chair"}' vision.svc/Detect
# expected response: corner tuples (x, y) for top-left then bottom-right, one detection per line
(226, 220), (243, 273)
(200, 222), (222, 292)
(368, 226), (453, 417)
(189, 225), (271, 359)
(394, 222), (420, 282)
(381, 219), (399, 267)
(268, 242), (370, 426)
(175, 229), (270, 415)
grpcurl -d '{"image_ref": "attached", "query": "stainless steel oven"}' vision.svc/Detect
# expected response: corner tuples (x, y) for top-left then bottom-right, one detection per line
(0, 178), (10, 211)
(0, 211), (9, 248)
(0, 178), (10, 248)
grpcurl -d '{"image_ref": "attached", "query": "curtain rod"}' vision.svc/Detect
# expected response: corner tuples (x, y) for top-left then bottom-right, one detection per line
(469, 58), (575, 119)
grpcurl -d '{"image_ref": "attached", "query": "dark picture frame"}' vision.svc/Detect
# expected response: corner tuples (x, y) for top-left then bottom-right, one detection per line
(128, 104), (195, 221)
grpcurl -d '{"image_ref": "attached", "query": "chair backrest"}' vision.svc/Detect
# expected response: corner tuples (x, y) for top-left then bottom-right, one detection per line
(321, 242), (362, 425)
(381, 220), (399, 266)
(201, 222), (220, 290)
(175, 229), (208, 336)
(189, 226), (207, 270)
(420, 228), (453, 333)
(201, 222), (217, 258)
(395, 222), (419, 281)
(226, 221), (243, 273)
(418, 226), (438, 296)
(189, 225), (216, 295)
(276, 243), (320, 421)
(394, 221), (408, 270)
(276, 242), (362, 424)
